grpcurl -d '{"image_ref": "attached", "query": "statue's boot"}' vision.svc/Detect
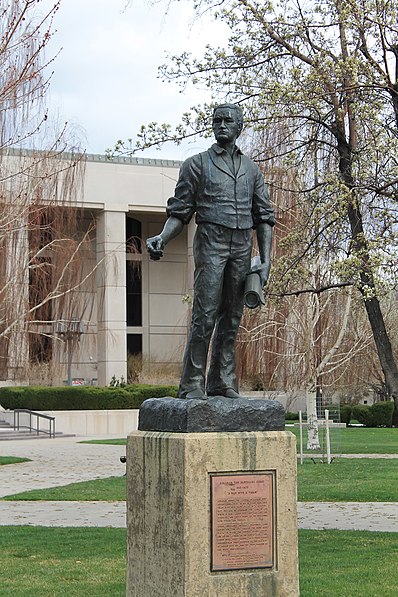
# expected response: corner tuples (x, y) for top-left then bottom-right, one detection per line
(207, 387), (241, 399)
(182, 388), (207, 400)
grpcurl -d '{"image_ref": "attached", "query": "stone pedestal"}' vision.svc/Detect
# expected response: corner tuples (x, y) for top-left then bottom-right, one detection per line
(126, 430), (299, 596)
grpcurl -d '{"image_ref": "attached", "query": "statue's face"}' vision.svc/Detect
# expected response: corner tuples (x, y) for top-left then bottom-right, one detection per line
(212, 108), (241, 145)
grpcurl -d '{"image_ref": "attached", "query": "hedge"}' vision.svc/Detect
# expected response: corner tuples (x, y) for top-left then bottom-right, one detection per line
(352, 401), (394, 427)
(339, 404), (352, 425)
(0, 384), (178, 411)
(285, 411), (299, 420)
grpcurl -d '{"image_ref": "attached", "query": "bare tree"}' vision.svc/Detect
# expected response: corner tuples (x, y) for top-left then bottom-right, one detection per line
(0, 1), (92, 383)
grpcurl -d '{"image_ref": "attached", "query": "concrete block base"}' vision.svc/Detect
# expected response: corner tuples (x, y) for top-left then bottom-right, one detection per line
(126, 431), (299, 597)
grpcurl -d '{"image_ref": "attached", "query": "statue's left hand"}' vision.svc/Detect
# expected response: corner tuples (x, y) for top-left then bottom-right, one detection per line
(250, 260), (270, 287)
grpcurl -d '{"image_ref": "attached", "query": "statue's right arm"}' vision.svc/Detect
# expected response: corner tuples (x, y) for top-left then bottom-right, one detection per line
(146, 216), (184, 261)
(146, 155), (199, 260)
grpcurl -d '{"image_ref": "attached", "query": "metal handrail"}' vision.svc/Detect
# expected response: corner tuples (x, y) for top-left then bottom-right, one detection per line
(13, 409), (56, 438)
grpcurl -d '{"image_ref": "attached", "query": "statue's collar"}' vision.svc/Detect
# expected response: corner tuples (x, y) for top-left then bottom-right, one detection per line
(212, 143), (243, 156)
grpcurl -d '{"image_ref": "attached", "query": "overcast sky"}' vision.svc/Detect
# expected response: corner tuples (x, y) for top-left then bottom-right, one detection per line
(45, 0), (228, 160)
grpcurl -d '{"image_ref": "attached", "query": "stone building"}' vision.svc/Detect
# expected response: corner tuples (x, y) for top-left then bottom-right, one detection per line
(1, 151), (194, 387)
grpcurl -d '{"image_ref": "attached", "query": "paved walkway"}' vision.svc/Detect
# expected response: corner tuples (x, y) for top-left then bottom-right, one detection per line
(0, 500), (127, 527)
(1, 436), (398, 531)
(1, 499), (398, 531)
(298, 502), (398, 532)
(0, 435), (123, 497)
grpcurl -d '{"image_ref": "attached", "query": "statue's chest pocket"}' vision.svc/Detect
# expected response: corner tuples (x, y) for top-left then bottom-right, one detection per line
(205, 171), (232, 196)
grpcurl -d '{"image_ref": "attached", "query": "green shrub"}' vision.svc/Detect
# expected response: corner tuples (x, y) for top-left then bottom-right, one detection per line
(370, 401), (395, 427)
(352, 401), (394, 427)
(340, 404), (352, 425)
(393, 407), (398, 428)
(351, 404), (368, 426)
(0, 384), (178, 411)
(285, 411), (299, 420)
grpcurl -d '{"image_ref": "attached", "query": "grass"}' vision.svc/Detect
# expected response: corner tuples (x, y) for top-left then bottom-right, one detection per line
(297, 458), (398, 501)
(2, 476), (126, 501)
(288, 425), (398, 454)
(83, 426), (398, 454)
(336, 427), (398, 453)
(0, 526), (125, 597)
(0, 456), (30, 466)
(299, 529), (398, 596)
(0, 527), (397, 596)
(3, 457), (398, 502)
(79, 438), (127, 446)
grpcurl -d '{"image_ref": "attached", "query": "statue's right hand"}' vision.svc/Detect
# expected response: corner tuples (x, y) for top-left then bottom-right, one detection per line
(146, 235), (164, 260)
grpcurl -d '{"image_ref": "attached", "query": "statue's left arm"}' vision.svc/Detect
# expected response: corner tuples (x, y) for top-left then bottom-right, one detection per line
(254, 222), (273, 286)
(251, 162), (276, 286)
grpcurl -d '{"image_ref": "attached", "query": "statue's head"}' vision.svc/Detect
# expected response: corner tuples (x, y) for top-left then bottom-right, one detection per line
(212, 103), (244, 144)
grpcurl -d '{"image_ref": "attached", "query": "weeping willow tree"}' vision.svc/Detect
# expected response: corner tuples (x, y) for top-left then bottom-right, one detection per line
(234, 124), (375, 447)
(0, 1), (93, 383)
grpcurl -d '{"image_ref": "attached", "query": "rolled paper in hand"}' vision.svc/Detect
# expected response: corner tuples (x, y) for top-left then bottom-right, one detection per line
(244, 270), (265, 309)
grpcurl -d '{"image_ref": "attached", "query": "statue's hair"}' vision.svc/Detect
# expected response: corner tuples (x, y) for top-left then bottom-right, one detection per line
(212, 103), (244, 130)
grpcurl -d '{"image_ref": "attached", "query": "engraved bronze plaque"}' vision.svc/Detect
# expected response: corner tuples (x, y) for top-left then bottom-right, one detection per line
(211, 472), (274, 571)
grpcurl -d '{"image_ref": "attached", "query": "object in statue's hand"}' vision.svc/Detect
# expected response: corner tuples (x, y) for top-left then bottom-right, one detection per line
(250, 255), (270, 287)
(245, 256), (266, 309)
(146, 235), (164, 260)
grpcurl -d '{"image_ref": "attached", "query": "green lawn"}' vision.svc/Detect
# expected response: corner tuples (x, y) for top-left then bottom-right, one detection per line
(3, 457), (398, 502)
(2, 475), (126, 502)
(80, 438), (127, 446)
(0, 527), (397, 596)
(299, 529), (398, 596)
(289, 426), (398, 454)
(83, 426), (398, 454)
(298, 458), (398, 501)
(337, 427), (398, 453)
(0, 456), (31, 466)
(0, 527), (125, 597)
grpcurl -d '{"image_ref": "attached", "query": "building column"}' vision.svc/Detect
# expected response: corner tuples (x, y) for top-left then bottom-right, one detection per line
(6, 217), (29, 381)
(96, 210), (127, 386)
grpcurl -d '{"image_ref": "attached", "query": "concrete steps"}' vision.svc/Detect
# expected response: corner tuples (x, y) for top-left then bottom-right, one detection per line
(0, 419), (75, 441)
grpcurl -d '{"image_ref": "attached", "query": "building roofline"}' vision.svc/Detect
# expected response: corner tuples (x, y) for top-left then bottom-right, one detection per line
(2, 146), (182, 169)
(85, 152), (182, 168)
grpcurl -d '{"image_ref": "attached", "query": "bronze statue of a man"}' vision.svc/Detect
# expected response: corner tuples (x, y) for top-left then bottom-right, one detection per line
(146, 104), (275, 399)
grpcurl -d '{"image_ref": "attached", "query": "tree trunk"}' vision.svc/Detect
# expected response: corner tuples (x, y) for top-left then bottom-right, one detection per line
(361, 297), (398, 401)
(306, 386), (320, 450)
(6, 215), (29, 380)
(336, 132), (398, 408)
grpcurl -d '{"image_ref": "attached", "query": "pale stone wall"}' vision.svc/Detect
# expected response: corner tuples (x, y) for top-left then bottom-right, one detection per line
(2, 409), (140, 436)
(145, 216), (190, 364)
(82, 155), (180, 212)
(55, 156), (186, 384)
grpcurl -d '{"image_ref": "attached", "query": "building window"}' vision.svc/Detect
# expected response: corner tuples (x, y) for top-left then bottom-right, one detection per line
(127, 334), (142, 355)
(29, 257), (53, 322)
(126, 262), (142, 326)
(126, 217), (142, 253)
(126, 216), (142, 327)
(30, 334), (53, 363)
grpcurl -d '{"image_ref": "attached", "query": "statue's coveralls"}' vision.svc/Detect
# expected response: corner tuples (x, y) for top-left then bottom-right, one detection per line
(167, 143), (275, 397)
